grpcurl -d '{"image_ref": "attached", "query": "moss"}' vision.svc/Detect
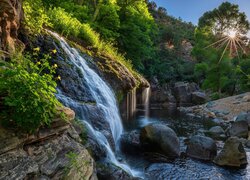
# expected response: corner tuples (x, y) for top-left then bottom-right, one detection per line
(116, 90), (124, 104)
(73, 118), (88, 145)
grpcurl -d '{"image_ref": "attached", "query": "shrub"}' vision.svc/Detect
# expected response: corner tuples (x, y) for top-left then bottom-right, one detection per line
(0, 51), (62, 132)
(23, 0), (50, 34)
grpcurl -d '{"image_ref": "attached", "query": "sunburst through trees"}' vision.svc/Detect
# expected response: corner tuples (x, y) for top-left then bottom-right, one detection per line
(198, 2), (250, 64)
(193, 2), (250, 95)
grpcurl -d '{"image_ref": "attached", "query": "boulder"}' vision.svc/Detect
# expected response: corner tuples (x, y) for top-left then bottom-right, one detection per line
(206, 126), (225, 140)
(226, 121), (248, 138)
(174, 82), (192, 105)
(214, 137), (247, 167)
(140, 124), (180, 158)
(191, 92), (207, 105)
(235, 112), (250, 128)
(120, 130), (141, 154)
(186, 135), (217, 161)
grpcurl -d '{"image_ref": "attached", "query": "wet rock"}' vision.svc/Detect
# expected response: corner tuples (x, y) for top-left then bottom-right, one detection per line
(226, 121), (248, 138)
(120, 130), (141, 154)
(186, 135), (217, 161)
(206, 126), (225, 140)
(214, 137), (247, 167)
(140, 124), (180, 158)
(191, 92), (207, 105)
(97, 162), (134, 180)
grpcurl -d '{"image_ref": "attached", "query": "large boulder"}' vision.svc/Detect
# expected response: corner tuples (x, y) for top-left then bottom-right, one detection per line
(191, 92), (207, 105)
(186, 135), (217, 161)
(140, 124), (180, 158)
(226, 121), (248, 138)
(214, 137), (247, 167)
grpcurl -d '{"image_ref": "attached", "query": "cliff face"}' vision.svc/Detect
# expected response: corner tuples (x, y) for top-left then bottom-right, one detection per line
(0, 107), (97, 180)
(0, 0), (23, 53)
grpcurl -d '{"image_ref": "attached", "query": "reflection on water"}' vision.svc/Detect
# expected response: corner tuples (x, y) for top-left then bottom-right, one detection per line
(123, 108), (250, 180)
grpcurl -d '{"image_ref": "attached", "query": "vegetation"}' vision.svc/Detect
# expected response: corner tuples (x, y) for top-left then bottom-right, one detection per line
(1, 0), (250, 132)
(193, 2), (250, 96)
(0, 51), (62, 132)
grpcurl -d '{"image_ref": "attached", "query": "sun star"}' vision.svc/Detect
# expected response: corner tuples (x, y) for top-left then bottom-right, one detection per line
(226, 30), (237, 39)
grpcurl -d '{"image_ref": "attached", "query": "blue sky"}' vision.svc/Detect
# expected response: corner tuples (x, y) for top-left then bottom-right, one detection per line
(153, 0), (250, 25)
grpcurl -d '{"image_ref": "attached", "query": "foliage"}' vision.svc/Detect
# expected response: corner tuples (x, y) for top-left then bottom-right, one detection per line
(0, 51), (62, 132)
(193, 2), (250, 95)
(23, 0), (50, 34)
(47, 7), (134, 73)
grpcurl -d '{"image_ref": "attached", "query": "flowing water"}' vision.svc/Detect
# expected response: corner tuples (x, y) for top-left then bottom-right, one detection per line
(49, 31), (141, 177)
(124, 107), (250, 180)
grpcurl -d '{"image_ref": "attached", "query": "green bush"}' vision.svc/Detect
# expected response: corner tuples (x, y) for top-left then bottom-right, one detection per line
(0, 52), (62, 132)
(23, 0), (50, 34)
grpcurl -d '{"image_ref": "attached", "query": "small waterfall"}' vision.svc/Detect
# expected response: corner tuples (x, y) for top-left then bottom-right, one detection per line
(142, 87), (151, 117)
(126, 89), (137, 120)
(49, 31), (141, 177)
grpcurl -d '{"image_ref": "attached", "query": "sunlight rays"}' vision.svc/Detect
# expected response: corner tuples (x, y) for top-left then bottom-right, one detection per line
(203, 10), (248, 64)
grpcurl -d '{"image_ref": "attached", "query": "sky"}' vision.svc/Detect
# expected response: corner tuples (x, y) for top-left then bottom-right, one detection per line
(153, 0), (250, 37)
(153, 0), (250, 25)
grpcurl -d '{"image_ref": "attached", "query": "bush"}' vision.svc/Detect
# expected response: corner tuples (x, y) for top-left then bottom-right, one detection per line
(0, 52), (62, 132)
(23, 0), (50, 34)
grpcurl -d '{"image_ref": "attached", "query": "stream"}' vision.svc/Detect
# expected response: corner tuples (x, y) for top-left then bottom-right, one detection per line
(123, 107), (250, 180)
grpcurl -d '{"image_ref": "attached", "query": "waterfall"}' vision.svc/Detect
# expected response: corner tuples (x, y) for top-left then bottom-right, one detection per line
(49, 31), (141, 177)
(126, 89), (137, 120)
(142, 87), (151, 117)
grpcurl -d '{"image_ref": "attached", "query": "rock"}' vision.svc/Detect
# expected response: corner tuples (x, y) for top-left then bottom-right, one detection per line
(214, 137), (247, 167)
(97, 162), (134, 180)
(191, 91), (207, 105)
(235, 112), (250, 128)
(186, 135), (217, 161)
(245, 140), (250, 148)
(56, 106), (75, 122)
(226, 121), (248, 138)
(206, 126), (225, 140)
(0, 125), (97, 180)
(140, 124), (180, 158)
(120, 130), (141, 154)
(0, 0), (24, 53)
(242, 95), (250, 102)
(174, 82), (192, 105)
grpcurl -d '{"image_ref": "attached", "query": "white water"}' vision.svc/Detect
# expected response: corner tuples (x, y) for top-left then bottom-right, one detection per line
(142, 88), (150, 117)
(126, 89), (137, 120)
(49, 31), (141, 177)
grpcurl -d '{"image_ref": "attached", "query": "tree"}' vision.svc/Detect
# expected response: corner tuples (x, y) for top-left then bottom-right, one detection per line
(193, 2), (250, 96)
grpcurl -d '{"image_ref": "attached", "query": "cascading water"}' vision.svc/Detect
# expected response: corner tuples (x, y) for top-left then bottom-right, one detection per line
(49, 31), (141, 177)
(126, 89), (137, 120)
(142, 87), (151, 117)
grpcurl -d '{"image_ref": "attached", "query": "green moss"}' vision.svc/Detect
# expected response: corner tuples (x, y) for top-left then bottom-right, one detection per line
(116, 90), (124, 104)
